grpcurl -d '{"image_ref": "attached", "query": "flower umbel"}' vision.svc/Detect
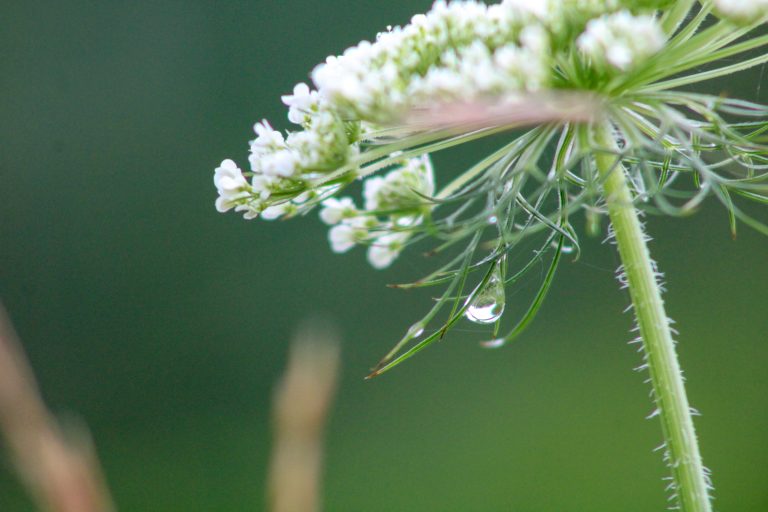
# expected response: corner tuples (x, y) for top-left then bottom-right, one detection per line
(213, 3), (768, 508)
(213, 0), (768, 364)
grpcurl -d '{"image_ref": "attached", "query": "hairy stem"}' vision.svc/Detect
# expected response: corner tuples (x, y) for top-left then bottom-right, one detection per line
(593, 123), (712, 512)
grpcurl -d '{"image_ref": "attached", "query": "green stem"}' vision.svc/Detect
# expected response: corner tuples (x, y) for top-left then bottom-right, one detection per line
(661, 0), (697, 36)
(593, 123), (712, 512)
(642, 49), (768, 92)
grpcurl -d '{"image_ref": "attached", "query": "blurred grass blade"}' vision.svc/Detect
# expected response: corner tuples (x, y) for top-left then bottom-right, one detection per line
(268, 321), (340, 512)
(0, 304), (114, 512)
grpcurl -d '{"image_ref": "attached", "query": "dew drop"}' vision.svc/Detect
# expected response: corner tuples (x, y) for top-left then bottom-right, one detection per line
(488, 215), (498, 225)
(551, 240), (575, 254)
(465, 265), (505, 324)
(480, 338), (506, 349)
(407, 323), (425, 338)
(466, 302), (502, 324)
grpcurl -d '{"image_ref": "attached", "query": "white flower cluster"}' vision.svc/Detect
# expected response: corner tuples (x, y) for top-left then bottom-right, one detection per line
(213, 155), (306, 220)
(319, 156), (435, 269)
(214, 0), (671, 267)
(714, 0), (768, 24)
(213, 84), (359, 220)
(312, 0), (554, 120)
(311, 0), (669, 120)
(577, 11), (666, 71)
(363, 156), (436, 214)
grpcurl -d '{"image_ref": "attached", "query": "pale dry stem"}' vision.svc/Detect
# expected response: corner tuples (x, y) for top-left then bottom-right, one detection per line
(267, 322), (340, 512)
(0, 304), (114, 512)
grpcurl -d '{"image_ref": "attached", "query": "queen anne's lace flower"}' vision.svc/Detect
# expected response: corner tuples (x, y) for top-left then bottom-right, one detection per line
(214, 0), (671, 236)
(213, 0), (766, 270)
(213, 4), (768, 506)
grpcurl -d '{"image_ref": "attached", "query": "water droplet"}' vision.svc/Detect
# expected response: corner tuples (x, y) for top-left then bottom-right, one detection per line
(466, 299), (504, 324)
(407, 323), (424, 338)
(465, 265), (505, 324)
(488, 215), (498, 225)
(480, 338), (505, 349)
(551, 240), (574, 254)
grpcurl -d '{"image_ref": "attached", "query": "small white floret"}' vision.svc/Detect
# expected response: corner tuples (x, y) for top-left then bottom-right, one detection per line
(264, 202), (299, 220)
(234, 203), (260, 220)
(281, 83), (321, 125)
(213, 159), (250, 213)
(261, 149), (299, 178)
(252, 120), (284, 147)
(363, 176), (387, 211)
(367, 233), (408, 269)
(250, 174), (275, 201)
(319, 197), (357, 225)
(329, 224), (359, 253)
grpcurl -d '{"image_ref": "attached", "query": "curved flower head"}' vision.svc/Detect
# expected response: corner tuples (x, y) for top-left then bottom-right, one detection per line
(213, 0), (768, 375)
(211, 5), (768, 510)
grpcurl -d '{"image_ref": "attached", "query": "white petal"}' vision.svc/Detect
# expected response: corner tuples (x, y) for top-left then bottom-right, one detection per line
(261, 204), (288, 220)
(367, 244), (397, 269)
(329, 225), (357, 253)
(215, 196), (233, 213)
(319, 197), (356, 225)
(367, 233), (406, 269)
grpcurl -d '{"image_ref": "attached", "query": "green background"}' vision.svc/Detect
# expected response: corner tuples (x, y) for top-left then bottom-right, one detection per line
(1, 1), (766, 510)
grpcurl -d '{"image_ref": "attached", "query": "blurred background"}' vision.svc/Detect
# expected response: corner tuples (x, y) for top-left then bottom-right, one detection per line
(1, 1), (766, 510)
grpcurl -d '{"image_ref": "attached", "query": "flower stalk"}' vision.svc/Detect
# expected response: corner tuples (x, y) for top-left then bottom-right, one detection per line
(594, 122), (711, 512)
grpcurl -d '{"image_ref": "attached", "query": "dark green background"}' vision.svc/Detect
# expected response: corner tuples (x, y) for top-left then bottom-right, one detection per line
(1, 2), (766, 510)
